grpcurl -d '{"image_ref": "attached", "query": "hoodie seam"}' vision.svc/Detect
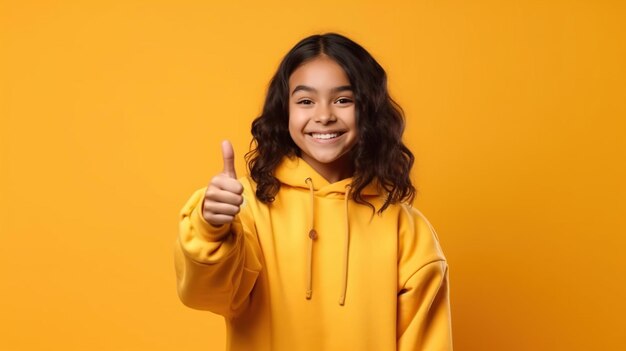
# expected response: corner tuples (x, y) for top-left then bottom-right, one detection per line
(399, 259), (447, 291)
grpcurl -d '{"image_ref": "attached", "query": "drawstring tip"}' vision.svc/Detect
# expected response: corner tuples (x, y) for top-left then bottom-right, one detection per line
(338, 295), (346, 306)
(306, 290), (312, 300)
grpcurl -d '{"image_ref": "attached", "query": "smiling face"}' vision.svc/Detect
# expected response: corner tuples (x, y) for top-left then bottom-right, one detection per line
(288, 55), (358, 183)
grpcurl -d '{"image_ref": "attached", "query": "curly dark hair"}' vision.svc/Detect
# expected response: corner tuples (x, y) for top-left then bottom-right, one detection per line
(245, 33), (415, 214)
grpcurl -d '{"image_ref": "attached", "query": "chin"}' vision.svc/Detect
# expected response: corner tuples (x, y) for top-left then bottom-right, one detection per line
(309, 153), (347, 165)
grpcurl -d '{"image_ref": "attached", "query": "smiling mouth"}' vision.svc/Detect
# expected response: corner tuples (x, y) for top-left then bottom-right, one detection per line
(309, 132), (343, 140)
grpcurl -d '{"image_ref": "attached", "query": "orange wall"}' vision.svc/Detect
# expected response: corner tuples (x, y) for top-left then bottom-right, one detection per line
(1, 1), (625, 350)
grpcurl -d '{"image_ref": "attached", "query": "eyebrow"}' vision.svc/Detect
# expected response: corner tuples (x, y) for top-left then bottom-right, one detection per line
(291, 85), (353, 96)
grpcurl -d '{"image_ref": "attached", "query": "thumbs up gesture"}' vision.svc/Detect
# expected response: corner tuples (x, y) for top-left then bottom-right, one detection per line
(202, 140), (244, 226)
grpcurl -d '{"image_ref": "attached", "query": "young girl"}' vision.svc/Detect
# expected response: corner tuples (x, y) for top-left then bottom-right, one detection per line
(175, 33), (452, 351)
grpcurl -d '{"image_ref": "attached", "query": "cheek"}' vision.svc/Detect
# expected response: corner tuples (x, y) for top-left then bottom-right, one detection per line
(346, 108), (358, 142)
(287, 109), (295, 132)
(287, 111), (300, 141)
(288, 108), (305, 131)
(344, 107), (357, 129)
(288, 120), (296, 138)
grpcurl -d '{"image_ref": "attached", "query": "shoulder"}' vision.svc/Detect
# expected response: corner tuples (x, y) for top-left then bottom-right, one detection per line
(398, 205), (441, 240)
(396, 204), (446, 268)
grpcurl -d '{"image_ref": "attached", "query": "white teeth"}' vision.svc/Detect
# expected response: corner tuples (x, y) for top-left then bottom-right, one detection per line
(311, 133), (339, 140)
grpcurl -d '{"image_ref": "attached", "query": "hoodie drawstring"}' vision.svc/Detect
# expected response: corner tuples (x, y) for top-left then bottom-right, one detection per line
(305, 178), (315, 300)
(304, 177), (351, 306)
(339, 185), (351, 306)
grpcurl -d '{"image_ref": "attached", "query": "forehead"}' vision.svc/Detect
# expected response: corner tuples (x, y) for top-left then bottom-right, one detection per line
(289, 56), (350, 90)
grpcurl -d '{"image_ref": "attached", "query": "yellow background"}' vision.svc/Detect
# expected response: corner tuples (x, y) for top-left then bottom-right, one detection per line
(1, 1), (625, 350)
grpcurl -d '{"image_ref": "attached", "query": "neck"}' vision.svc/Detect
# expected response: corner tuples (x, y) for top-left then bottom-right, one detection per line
(300, 154), (354, 183)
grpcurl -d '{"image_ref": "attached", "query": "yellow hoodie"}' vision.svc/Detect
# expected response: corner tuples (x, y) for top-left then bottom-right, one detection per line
(175, 157), (452, 350)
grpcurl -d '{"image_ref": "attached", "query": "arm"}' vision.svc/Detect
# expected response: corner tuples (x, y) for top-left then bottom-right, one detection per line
(174, 187), (263, 318)
(397, 260), (452, 351)
(397, 208), (453, 351)
(175, 141), (262, 318)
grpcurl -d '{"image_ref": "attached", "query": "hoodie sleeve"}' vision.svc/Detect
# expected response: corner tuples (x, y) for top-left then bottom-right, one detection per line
(174, 185), (263, 318)
(397, 208), (453, 351)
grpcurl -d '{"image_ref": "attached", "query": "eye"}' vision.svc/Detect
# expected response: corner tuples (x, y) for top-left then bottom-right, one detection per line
(335, 97), (354, 105)
(297, 99), (314, 105)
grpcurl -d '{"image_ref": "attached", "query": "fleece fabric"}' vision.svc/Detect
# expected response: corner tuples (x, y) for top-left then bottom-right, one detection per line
(175, 156), (452, 351)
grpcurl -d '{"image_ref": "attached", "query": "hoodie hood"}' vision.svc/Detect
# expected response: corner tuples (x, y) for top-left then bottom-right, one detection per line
(274, 156), (381, 198)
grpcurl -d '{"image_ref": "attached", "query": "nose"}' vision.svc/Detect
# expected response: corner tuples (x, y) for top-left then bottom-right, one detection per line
(315, 104), (336, 124)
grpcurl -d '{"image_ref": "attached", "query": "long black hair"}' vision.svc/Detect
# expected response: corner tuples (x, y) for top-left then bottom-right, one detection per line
(245, 33), (415, 213)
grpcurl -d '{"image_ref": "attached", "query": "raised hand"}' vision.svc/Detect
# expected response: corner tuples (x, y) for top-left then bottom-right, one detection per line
(202, 140), (244, 226)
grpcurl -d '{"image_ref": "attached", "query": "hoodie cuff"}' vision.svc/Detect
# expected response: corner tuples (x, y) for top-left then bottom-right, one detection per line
(191, 198), (231, 242)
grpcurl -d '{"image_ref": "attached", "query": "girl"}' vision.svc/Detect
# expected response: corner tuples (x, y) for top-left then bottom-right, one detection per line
(175, 33), (452, 351)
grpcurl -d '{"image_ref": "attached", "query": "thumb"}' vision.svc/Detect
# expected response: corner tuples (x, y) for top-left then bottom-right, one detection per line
(221, 140), (237, 179)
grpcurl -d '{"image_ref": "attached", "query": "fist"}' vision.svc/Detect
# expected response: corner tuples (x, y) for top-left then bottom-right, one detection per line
(202, 140), (244, 226)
